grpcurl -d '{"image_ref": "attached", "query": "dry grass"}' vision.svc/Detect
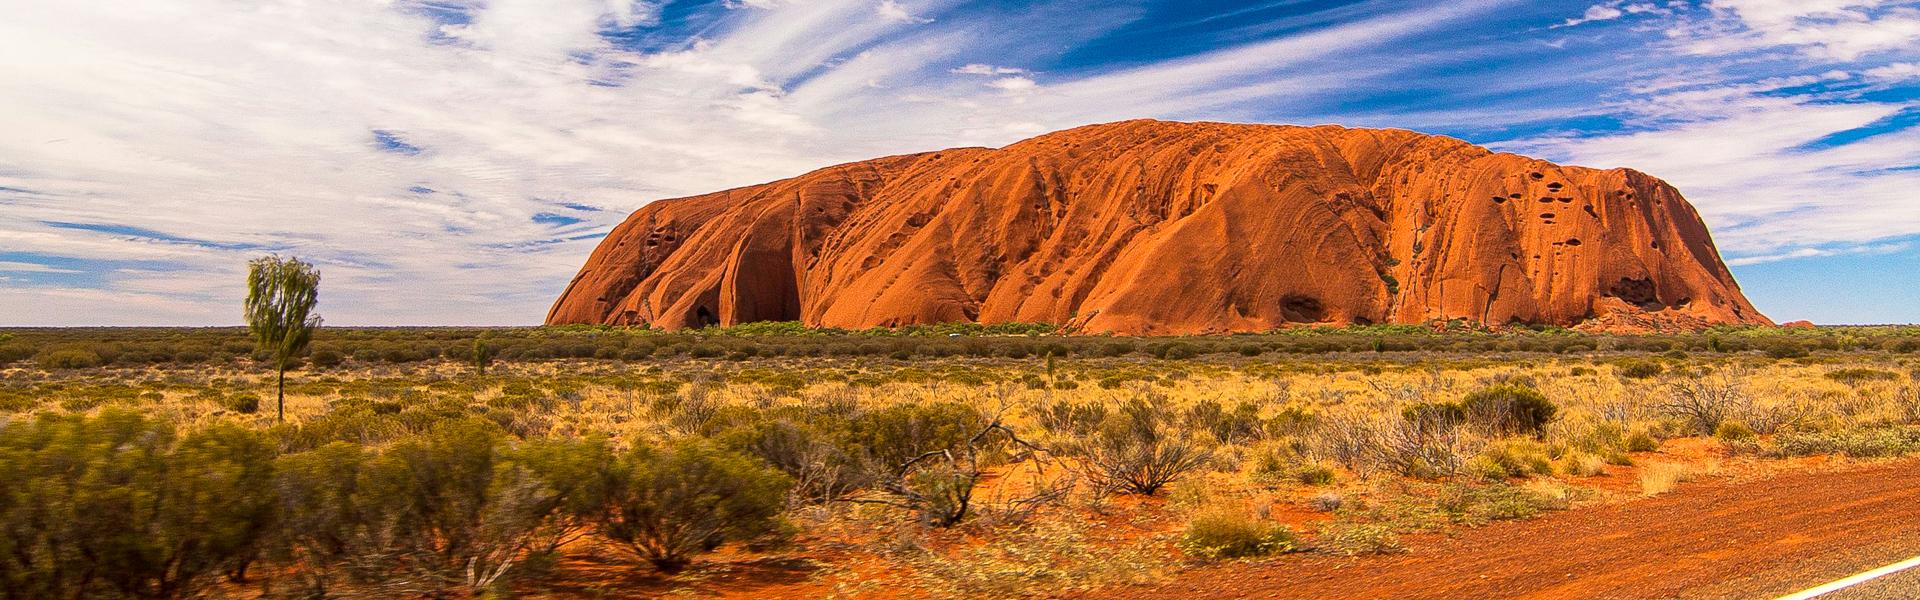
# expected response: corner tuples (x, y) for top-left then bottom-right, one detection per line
(3, 341), (1918, 597)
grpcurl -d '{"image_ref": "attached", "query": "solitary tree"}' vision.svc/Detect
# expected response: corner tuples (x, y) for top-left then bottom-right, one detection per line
(245, 255), (321, 422)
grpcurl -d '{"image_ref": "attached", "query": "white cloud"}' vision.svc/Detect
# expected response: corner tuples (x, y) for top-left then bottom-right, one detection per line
(1725, 242), (1913, 266)
(8, 0), (1517, 325)
(1679, 0), (1920, 60)
(1560, 4), (1625, 27)
(877, 0), (933, 24)
(1865, 62), (1920, 80)
(1555, 2), (1670, 28)
(1505, 81), (1920, 261)
(14, 0), (1905, 325)
(0, 261), (80, 274)
(987, 76), (1037, 93)
(953, 63), (1026, 75)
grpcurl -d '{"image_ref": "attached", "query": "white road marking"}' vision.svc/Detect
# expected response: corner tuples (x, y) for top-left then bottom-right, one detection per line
(1774, 555), (1920, 600)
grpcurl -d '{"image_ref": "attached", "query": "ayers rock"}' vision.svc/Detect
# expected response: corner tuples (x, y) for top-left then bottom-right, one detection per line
(549, 120), (1769, 334)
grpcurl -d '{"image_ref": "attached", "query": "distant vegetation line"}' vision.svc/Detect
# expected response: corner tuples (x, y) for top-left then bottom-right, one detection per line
(2, 323), (1917, 371)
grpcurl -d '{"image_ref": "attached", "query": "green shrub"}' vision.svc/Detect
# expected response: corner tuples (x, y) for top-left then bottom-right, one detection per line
(1401, 402), (1464, 428)
(272, 420), (600, 595)
(221, 393), (262, 414)
(1460, 384), (1557, 436)
(36, 348), (102, 369)
(1179, 510), (1296, 560)
(1465, 439), (1554, 480)
(717, 414), (863, 504)
(1616, 359), (1663, 379)
(843, 402), (986, 468)
(1295, 462), (1336, 486)
(1626, 430), (1661, 452)
(1184, 399), (1265, 445)
(308, 348), (344, 369)
(0, 411), (277, 599)
(598, 440), (791, 572)
(0, 342), (33, 366)
(1714, 420), (1757, 442)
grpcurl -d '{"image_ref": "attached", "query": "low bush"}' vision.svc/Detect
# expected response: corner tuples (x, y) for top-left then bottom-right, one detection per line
(1312, 522), (1403, 556)
(1435, 483), (1564, 524)
(36, 348), (102, 369)
(1178, 510), (1296, 560)
(308, 348), (344, 369)
(1766, 426), (1920, 458)
(1465, 439), (1555, 480)
(1824, 368), (1899, 386)
(0, 411), (276, 599)
(1615, 359), (1663, 380)
(1713, 420), (1757, 442)
(1638, 462), (1688, 496)
(1073, 396), (1214, 495)
(221, 393), (261, 414)
(1626, 430), (1661, 452)
(1460, 384), (1557, 437)
(598, 440), (792, 572)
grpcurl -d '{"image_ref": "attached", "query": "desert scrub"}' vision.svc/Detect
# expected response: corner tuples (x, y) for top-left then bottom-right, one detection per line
(1071, 395), (1213, 495)
(891, 517), (1170, 597)
(1614, 359), (1663, 380)
(1178, 509), (1298, 560)
(599, 440), (794, 572)
(1433, 482), (1566, 524)
(1824, 368), (1900, 386)
(0, 410), (278, 599)
(1638, 462), (1695, 496)
(1465, 439), (1556, 480)
(1764, 426), (1920, 458)
(35, 348), (103, 369)
(1459, 384), (1558, 436)
(1336, 480), (1564, 531)
(1312, 521), (1404, 556)
(1714, 420), (1757, 442)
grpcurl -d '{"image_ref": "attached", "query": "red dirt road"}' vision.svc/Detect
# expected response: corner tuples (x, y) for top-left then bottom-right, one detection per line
(1100, 459), (1920, 599)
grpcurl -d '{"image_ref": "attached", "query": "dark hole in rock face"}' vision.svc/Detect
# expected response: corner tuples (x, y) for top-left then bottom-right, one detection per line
(1509, 193), (1523, 199)
(1547, 182), (1563, 191)
(1565, 238), (1582, 246)
(1352, 316), (1375, 326)
(1558, 197), (1573, 203)
(1280, 294), (1326, 323)
(1609, 277), (1662, 310)
(1540, 213), (1557, 219)
(1584, 205), (1599, 218)
(1530, 172), (1544, 180)
(1493, 196), (1508, 204)
(1540, 197), (1556, 203)
(695, 306), (719, 327)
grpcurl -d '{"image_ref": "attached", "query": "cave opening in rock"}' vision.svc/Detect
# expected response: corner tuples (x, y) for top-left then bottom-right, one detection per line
(1609, 277), (1662, 310)
(1280, 294), (1326, 323)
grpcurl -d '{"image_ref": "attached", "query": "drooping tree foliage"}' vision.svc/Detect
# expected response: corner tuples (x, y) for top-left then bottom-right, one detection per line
(245, 255), (321, 422)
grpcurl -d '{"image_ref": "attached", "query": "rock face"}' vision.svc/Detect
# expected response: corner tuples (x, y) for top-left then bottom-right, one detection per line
(549, 120), (1769, 334)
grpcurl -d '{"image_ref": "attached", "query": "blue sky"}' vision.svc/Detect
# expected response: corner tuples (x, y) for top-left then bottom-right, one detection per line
(1, 0), (1917, 325)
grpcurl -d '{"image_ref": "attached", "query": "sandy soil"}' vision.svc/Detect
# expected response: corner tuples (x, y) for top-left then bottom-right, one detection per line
(1093, 457), (1920, 599)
